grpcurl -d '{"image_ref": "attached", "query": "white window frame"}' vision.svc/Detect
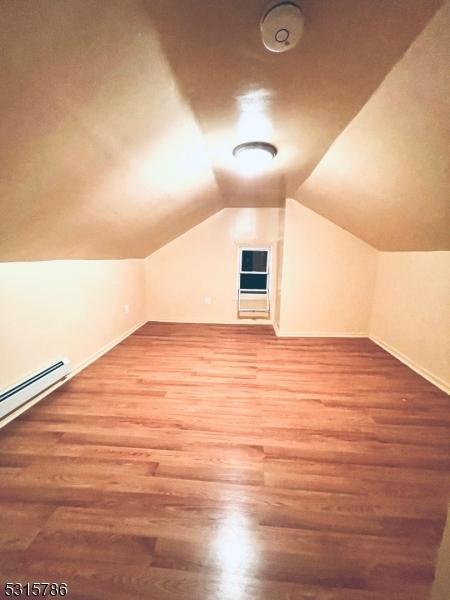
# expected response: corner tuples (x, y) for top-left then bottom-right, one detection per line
(237, 246), (271, 313)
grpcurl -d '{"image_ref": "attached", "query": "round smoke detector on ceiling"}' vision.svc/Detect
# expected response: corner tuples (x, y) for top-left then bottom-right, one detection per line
(260, 1), (304, 53)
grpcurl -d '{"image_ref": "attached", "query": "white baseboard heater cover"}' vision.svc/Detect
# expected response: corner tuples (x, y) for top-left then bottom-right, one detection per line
(0, 358), (71, 421)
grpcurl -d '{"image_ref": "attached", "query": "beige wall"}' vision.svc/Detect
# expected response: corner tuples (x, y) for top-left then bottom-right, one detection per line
(277, 199), (377, 336)
(370, 251), (450, 392)
(145, 200), (378, 337)
(145, 208), (281, 324)
(3, 210), (447, 400)
(0, 259), (146, 389)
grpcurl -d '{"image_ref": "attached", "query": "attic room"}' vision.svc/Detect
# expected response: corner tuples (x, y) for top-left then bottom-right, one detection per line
(0, 1), (449, 598)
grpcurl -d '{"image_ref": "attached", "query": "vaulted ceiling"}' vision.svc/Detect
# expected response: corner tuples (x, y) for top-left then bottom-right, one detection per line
(0, 0), (448, 260)
(296, 0), (450, 250)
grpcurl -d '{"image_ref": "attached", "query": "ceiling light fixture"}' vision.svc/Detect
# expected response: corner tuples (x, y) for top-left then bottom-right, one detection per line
(233, 141), (277, 177)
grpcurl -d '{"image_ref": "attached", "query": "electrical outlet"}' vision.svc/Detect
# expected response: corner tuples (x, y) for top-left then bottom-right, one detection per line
(204, 297), (212, 305)
(124, 304), (130, 314)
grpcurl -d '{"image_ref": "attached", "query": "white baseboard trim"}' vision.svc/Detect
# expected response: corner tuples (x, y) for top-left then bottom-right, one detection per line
(147, 317), (274, 325)
(370, 335), (449, 395)
(0, 319), (146, 429)
(274, 327), (367, 338)
(69, 319), (146, 378)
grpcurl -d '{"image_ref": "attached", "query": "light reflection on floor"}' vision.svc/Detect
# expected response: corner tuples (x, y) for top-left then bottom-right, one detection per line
(212, 509), (258, 600)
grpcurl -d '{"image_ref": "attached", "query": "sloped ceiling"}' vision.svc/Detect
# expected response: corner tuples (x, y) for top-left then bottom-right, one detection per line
(0, 0), (223, 260)
(296, 0), (450, 250)
(144, 0), (442, 210)
(0, 0), (446, 260)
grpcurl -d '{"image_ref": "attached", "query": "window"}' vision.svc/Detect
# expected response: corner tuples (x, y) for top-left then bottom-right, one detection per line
(237, 247), (270, 314)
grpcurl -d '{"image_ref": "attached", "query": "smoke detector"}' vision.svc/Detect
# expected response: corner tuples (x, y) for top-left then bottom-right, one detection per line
(260, 2), (304, 53)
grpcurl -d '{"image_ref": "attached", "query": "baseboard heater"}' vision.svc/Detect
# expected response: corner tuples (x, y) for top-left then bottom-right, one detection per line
(0, 358), (71, 421)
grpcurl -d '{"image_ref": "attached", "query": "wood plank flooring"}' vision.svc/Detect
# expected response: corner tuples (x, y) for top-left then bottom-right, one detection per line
(1, 322), (449, 600)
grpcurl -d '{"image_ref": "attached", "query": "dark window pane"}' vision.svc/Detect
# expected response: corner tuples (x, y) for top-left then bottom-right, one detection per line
(241, 250), (267, 272)
(240, 273), (268, 291)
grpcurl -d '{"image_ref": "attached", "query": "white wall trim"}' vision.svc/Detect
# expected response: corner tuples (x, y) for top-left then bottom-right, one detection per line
(272, 325), (449, 393)
(0, 319), (146, 429)
(69, 319), (146, 377)
(370, 335), (450, 395)
(147, 318), (274, 325)
(274, 327), (367, 338)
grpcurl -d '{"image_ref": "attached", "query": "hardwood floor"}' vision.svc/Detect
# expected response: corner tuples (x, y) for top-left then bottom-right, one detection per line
(0, 322), (449, 600)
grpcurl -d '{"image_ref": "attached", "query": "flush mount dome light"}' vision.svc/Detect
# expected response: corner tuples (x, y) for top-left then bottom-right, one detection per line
(233, 141), (277, 176)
